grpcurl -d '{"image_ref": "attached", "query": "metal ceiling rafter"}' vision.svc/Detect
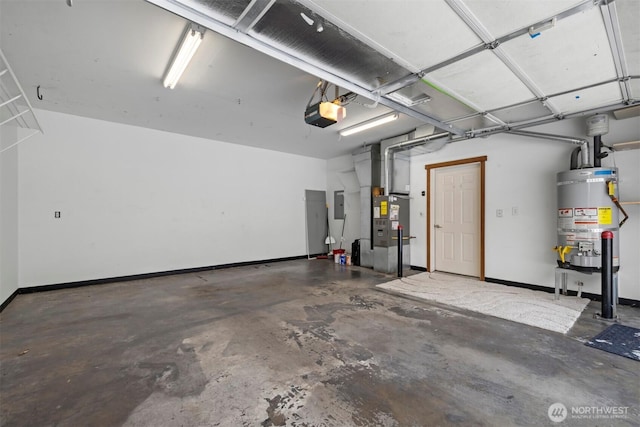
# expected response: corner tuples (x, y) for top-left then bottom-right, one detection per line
(466, 98), (638, 139)
(233, 0), (276, 33)
(444, 0), (561, 116)
(426, 0), (598, 77)
(480, 78), (627, 121)
(490, 47), (560, 115)
(545, 77), (620, 99)
(488, 98), (546, 117)
(145, 0), (466, 136)
(599, 0), (632, 102)
(444, 0), (493, 42)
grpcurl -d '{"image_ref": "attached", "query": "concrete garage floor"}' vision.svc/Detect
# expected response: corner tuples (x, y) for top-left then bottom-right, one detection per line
(1, 260), (638, 426)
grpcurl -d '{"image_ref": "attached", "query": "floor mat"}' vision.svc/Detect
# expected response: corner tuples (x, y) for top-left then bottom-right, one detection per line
(586, 324), (640, 361)
(376, 272), (590, 334)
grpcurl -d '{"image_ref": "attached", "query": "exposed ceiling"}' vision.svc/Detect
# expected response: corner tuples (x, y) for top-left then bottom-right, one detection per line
(1, 0), (638, 159)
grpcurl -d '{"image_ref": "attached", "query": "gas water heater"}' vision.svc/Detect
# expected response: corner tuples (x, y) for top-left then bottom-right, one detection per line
(556, 167), (620, 271)
(554, 115), (627, 272)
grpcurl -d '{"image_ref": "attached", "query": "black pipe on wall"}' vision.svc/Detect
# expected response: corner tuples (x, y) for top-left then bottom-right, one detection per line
(397, 225), (403, 278)
(600, 231), (614, 319)
(593, 135), (602, 167)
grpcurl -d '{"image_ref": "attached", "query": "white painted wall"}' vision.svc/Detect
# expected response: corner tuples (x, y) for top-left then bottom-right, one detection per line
(18, 109), (327, 288)
(409, 115), (640, 300)
(1, 124), (19, 303)
(327, 155), (360, 254)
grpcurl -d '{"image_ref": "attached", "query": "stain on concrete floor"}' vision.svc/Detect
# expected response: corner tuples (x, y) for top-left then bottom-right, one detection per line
(1, 260), (639, 426)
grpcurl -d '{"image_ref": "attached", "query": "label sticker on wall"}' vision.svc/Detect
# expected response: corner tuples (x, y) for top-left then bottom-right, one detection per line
(598, 207), (612, 225)
(373, 207), (380, 219)
(380, 201), (388, 216)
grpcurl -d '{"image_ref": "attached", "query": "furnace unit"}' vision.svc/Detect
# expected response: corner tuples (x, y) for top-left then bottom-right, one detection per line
(373, 195), (410, 274)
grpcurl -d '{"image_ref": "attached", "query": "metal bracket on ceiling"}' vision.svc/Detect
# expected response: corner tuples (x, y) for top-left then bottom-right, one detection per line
(306, 80), (329, 108)
(485, 41), (500, 50)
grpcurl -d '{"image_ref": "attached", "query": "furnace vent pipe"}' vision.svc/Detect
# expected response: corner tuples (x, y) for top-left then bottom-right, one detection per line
(384, 131), (451, 195)
(507, 130), (590, 169)
(570, 146), (582, 170)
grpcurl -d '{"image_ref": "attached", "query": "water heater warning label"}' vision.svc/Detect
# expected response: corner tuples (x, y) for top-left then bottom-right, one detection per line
(574, 207), (597, 217)
(559, 207), (599, 229)
(558, 208), (573, 218)
(598, 207), (612, 225)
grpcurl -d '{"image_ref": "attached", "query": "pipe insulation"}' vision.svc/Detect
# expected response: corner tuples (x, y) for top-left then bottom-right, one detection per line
(507, 130), (590, 168)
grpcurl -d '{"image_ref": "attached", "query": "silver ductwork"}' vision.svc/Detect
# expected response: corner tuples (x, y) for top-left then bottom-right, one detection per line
(351, 128), (453, 268)
(383, 131), (451, 195)
(381, 134), (410, 195)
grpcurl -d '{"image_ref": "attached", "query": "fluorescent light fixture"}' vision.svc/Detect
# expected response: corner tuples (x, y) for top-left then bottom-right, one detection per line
(339, 113), (399, 137)
(163, 23), (205, 89)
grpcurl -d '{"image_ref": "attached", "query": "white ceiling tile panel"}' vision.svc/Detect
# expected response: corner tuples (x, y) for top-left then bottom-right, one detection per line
(310, 0), (481, 72)
(500, 7), (617, 95)
(615, 0), (640, 75)
(426, 50), (535, 111)
(548, 81), (622, 114)
(461, 0), (585, 38)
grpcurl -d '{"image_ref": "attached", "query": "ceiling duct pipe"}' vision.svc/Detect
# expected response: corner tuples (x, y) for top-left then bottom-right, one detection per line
(507, 130), (591, 169)
(384, 131), (451, 195)
(586, 114), (609, 168)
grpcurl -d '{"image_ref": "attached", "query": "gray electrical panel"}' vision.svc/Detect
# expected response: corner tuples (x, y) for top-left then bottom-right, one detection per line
(334, 190), (344, 219)
(373, 195), (410, 247)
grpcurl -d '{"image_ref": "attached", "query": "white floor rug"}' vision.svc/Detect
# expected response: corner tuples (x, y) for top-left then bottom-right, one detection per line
(377, 272), (590, 334)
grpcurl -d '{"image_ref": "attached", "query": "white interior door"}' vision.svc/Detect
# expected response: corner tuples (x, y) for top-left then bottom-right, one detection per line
(434, 163), (480, 277)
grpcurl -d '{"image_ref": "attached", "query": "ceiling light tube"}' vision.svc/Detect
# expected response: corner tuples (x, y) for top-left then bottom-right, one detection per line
(339, 113), (399, 137)
(163, 23), (205, 89)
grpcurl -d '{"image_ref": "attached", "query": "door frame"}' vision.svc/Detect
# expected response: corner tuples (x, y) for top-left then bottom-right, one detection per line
(425, 156), (487, 280)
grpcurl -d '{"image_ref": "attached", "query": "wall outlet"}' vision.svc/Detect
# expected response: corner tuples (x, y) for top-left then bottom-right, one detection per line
(512, 206), (519, 216)
(496, 209), (503, 218)
(54, 211), (61, 218)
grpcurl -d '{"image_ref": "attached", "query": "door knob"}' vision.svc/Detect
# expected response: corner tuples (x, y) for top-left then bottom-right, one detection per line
(434, 224), (442, 228)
